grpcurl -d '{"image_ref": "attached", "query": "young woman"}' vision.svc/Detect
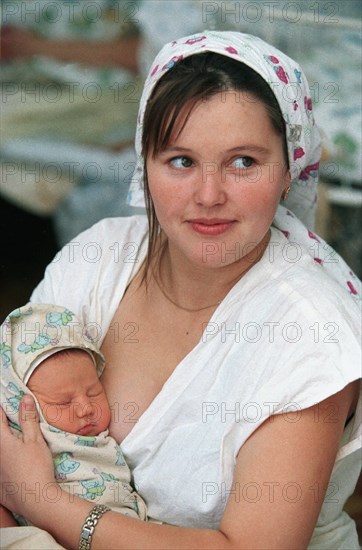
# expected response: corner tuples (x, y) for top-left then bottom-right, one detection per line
(1, 30), (360, 549)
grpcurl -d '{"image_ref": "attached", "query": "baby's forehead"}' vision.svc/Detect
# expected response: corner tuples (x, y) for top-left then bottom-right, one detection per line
(43, 348), (93, 362)
(29, 347), (98, 385)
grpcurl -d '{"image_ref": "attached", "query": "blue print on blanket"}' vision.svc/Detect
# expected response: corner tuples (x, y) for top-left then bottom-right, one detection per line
(54, 452), (80, 481)
(75, 435), (97, 447)
(0, 343), (11, 368)
(46, 309), (74, 327)
(6, 382), (25, 412)
(17, 334), (53, 354)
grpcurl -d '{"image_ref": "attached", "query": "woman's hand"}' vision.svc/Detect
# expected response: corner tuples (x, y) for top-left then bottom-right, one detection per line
(0, 395), (55, 519)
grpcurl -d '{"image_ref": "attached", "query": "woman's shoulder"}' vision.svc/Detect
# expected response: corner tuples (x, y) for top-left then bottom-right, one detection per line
(223, 227), (361, 357)
(65, 215), (149, 266)
(222, 231), (361, 421)
(41, 214), (147, 268)
(69, 215), (148, 246)
(270, 209), (361, 310)
(30, 215), (148, 319)
(265, 227), (361, 320)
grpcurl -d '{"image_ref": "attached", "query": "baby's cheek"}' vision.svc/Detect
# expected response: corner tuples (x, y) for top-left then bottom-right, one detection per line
(104, 406), (112, 428)
(39, 402), (56, 424)
(98, 400), (112, 430)
(41, 404), (67, 430)
(56, 407), (70, 426)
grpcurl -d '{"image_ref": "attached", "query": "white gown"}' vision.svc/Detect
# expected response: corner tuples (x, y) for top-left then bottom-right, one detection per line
(26, 214), (362, 548)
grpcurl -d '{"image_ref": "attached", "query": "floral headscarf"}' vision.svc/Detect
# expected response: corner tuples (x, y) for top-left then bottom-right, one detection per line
(127, 30), (360, 301)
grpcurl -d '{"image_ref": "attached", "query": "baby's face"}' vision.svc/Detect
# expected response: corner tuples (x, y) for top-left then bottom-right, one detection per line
(27, 350), (111, 436)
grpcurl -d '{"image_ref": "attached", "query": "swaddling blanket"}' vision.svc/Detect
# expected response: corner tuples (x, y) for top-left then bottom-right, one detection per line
(0, 304), (147, 522)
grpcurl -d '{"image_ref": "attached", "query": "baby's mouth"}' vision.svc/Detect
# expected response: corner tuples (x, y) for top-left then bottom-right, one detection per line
(77, 424), (96, 436)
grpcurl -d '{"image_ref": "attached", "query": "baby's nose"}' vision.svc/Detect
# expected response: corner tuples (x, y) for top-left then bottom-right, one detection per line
(76, 397), (96, 418)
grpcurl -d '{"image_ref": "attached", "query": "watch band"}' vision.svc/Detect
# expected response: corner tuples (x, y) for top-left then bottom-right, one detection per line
(79, 504), (111, 550)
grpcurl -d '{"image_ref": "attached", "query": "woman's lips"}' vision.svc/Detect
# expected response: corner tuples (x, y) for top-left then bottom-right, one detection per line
(187, 219), (236, 236)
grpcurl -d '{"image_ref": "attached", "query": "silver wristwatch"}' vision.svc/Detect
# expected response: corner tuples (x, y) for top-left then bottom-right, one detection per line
(79, 504), (111, 550)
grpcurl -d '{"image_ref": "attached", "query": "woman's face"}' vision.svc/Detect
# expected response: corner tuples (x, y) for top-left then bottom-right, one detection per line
(146, 91), (290, 269)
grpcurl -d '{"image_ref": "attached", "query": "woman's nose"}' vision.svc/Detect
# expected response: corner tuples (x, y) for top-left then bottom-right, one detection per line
(194, 163), (227, 207)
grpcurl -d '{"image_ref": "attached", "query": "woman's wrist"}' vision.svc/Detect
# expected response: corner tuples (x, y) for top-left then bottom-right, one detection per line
(32, 491), (94, 549)
(78, 504), (111, 550)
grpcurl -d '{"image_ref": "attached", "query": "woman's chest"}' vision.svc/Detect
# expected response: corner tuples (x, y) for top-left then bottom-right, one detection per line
(100, 337), (170, 442)
(100, 295), (208, 442)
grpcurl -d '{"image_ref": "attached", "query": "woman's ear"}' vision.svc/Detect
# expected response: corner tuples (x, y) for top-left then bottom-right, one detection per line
(281, 170), (291, 201)
(285, 169), (291, 185)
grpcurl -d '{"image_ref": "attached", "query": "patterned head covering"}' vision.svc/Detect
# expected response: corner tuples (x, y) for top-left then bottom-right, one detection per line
(0, 303), (105, 428)
(127, 30), (360, 301)
(128, 30), (321, 227)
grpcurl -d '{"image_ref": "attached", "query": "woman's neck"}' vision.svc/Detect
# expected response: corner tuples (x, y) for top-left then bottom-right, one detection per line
(154, 230), (271, 312)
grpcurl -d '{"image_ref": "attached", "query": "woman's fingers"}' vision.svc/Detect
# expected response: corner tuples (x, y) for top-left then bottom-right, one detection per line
(1, 395), (41, 442)
(19, 395), (42, 442)
(1, 397), (55, 517)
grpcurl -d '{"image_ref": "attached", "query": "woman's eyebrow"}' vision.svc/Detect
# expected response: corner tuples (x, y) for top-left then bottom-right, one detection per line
(160, 145), (270, 155)
(226, 145), (270, 154)
(159, 146), (193, 154)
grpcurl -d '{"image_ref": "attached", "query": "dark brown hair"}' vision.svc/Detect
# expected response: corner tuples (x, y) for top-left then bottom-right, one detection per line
(141, 52), (288, 279)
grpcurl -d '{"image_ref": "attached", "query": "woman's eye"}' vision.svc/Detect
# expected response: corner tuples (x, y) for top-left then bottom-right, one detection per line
(232, 156), (254, 168)
(170, 156), (193, 169)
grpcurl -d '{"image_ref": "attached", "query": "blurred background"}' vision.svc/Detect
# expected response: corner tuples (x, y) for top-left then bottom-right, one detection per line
(1, 0), (361, 536)
(1, 0), (361, 313)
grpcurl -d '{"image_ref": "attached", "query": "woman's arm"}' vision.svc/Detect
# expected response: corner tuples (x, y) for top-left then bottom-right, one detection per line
(1, 384), (357, 549)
